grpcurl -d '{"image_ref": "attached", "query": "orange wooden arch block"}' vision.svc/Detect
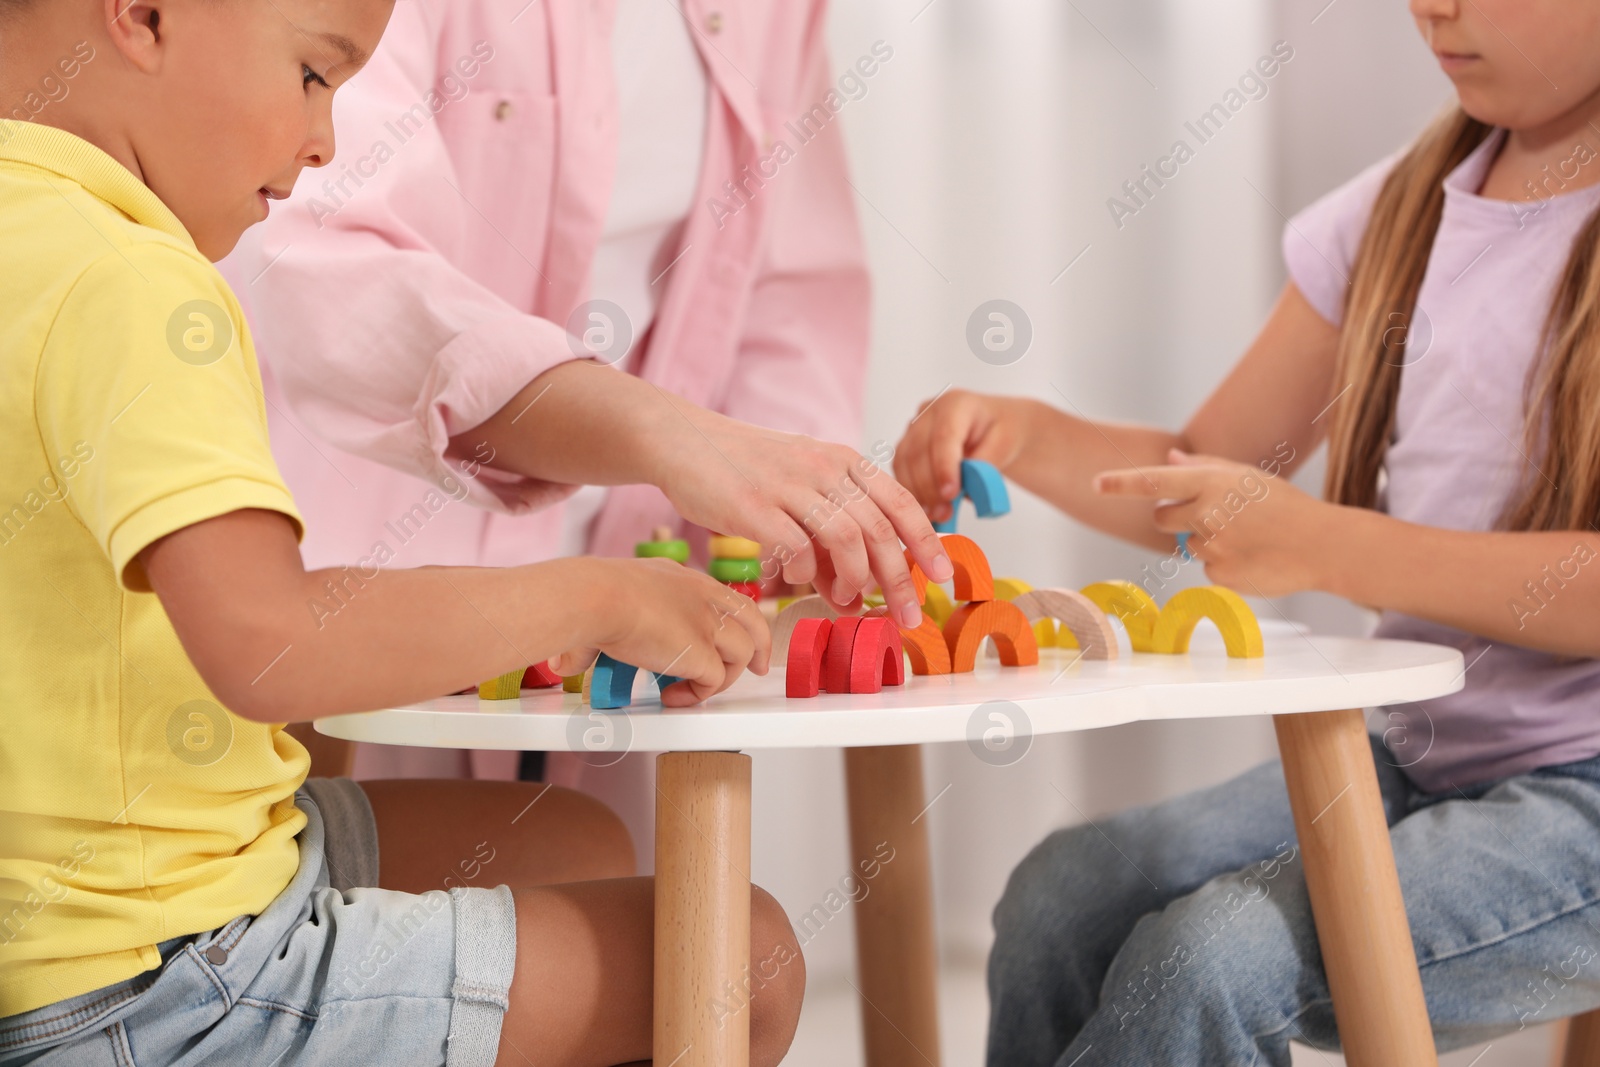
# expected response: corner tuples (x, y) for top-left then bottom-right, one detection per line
(1080, 580), (1161, 652)
(898, 613), (952, 675)
(1010, 588), (1119, 660)
(943, 599), (1040, 673)
(849, 617), (907, 694)
(903, 534), (995, 604)
(771, 594), (838, 660)
(786, 617), (833, 698)
(1151, 585), (1264, 658)
(820, 616), (864, 693)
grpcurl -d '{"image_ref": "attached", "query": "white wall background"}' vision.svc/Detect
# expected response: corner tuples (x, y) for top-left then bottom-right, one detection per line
(746, 0), (1557, 1063)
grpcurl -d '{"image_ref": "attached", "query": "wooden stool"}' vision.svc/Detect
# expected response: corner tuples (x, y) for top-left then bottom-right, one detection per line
(1556, 1012), (1600, 1066)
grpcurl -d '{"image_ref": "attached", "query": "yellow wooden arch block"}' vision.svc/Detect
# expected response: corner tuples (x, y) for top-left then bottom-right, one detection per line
(921, 581), (956, 627)
(479, 668), (525, 700)
(1151, 586), (1264, 658)
(1080, 580), (1161, 652)
(994, 577), (1057, 648)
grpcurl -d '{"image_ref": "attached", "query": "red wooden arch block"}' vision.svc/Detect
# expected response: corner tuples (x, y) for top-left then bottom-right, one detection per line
(849, 617), (907, 694)
(786, 617), (833, 698)
(523, 662), (562, 688)
(898, 614), (952, 675)
(820, 616), (864, 694)
(943, 599), (1040, 673)
(903, 534), (995, 603)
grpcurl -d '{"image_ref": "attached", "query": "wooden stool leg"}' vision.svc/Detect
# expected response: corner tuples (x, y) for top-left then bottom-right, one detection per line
(655, 751), (752, 1067)
(844, 745), (943, 1067)
(1274, 708), (1437, 1067)
(1560, 1009), (1600, 1067)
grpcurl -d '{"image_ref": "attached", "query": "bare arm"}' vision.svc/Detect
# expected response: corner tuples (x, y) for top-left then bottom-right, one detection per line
(139, 509), (769, 723)
(453, 360), (953, 626)
(895, 283), (1340, 550)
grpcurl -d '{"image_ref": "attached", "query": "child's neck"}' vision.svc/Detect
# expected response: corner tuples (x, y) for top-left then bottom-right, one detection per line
(0, 17), (142, 182)
(1480, 87), (1600, 203)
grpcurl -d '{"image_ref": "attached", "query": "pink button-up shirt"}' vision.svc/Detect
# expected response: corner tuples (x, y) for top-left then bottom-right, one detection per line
(223, 0), (869, 778)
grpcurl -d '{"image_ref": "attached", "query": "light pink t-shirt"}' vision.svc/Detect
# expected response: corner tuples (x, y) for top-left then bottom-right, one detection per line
(1285, 128), (1600, 791)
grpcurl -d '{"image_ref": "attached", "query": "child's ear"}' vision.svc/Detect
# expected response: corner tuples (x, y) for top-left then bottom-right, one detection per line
(103, 0), (166, 73)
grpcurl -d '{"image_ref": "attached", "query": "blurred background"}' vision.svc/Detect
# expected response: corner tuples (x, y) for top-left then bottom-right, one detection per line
(709, 0), (1557, 1062)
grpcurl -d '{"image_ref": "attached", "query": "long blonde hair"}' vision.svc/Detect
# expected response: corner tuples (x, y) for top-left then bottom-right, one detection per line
(1323, 107), (1600, 534)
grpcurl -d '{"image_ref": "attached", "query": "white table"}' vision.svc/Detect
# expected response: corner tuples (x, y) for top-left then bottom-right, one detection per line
(319, 630), (1464, 1067)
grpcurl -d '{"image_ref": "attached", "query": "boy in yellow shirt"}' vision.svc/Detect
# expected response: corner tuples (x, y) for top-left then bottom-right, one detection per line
(0, 0), (958, 1061)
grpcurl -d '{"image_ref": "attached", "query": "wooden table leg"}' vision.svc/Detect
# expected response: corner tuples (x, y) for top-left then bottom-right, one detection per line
(844, 745), (942, 1067)
(656, 751), (752, 1067)
(1274, 708), (1437, 1067)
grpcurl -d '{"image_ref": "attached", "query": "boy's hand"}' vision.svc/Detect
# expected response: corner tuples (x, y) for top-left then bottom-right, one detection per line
(1093, 449), (1331, 597)
(551, 558), (772, 706)
(893, 390), (1032, 523)
(653, 406), (952, 627)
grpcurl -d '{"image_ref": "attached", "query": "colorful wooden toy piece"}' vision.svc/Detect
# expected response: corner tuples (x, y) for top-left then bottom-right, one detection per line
(848, 617), (907, 694)
(1080, 580), (1162, 652)
(478, 668), (525, 700)
(933, 458), (1012, 533)
(709, 534), (761, 559)
(589, 653), (685, 710)
(786, 617), (833, 698)
(1150, 586), (1264, 658)
(523, 662), (562, 688)
(820, 616), (864, 694)
(771, 594), (837, 659)
(960, 459), (1010, 517)
(943, 599), (1040, 673)
(1010, 588), (1119, 660)
(709, 557), (762, 582)
(920, 581), (955, 627)
(898, 613), (952, 675)
(636, 538), (690, 563)
(995, 577), (1058, 649)
(904, 534), (995, 603)
(563, 672), (585, 694)
(725, 580), (762, 601)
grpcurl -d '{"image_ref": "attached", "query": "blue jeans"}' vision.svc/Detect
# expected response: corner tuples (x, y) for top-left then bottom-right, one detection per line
(988, 732), (1600, 1066)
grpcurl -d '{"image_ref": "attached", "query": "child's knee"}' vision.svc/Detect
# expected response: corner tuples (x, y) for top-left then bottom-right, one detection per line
(748, 885), (805, 1067)
(993, 823), (1098, 941)
(530, 785), (636, 879)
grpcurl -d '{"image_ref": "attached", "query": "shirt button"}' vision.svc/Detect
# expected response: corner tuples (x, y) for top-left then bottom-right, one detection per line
(494, 100), (514, 121)
(705, 11), (723, 33)
(204, 945), (228, 965)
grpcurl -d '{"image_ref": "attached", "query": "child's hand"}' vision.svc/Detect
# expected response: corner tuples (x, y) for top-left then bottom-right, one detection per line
(892, 390), (1031, 523)
(1093, 449), (1330, 597)
(550, 557), (772, 706)
(654, 407), (952, 627)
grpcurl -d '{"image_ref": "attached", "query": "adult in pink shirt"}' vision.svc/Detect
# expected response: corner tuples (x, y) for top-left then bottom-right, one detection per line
(225, 1), (935, 792)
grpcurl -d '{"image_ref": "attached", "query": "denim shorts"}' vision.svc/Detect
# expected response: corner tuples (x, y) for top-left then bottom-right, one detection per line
(0, 778), (518, 1067)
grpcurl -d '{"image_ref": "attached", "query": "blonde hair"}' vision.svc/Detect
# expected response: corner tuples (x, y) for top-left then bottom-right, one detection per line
(1323, 106), (1600, 534)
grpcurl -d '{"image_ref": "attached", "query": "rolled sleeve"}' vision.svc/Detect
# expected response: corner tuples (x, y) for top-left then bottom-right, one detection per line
(234, 8), (579, 514)
(1281, 152), (1399, 328)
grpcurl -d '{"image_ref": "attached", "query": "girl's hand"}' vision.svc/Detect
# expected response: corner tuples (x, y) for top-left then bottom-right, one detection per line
(652, 406), (953, 627)
(551, 557), (772, 706)
(1093, 449), (1331, 597)
(892, 390), (1033, 522)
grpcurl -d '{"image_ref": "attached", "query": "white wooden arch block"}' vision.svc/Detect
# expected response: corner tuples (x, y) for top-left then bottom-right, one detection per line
(1011, 588), (1119, 660)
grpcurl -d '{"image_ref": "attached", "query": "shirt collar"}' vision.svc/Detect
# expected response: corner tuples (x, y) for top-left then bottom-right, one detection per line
(0, 119), (195, 248)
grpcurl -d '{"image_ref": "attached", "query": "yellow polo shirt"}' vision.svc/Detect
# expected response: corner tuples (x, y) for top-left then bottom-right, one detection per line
(0, 121), (310, 1016)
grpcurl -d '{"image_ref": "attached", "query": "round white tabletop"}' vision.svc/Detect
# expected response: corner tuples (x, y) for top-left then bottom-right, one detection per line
(316, 625), (1465, 754)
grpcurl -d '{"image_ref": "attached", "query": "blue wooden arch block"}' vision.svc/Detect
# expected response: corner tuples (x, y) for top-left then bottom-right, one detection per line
(590, 653), (685, 710)
(933, 459), (1012, 533)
